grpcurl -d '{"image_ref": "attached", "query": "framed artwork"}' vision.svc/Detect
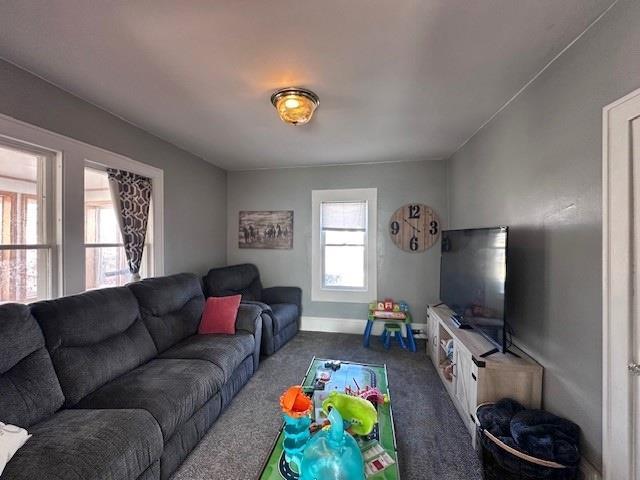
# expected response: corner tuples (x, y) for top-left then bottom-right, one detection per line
(238, 210), (293, 249)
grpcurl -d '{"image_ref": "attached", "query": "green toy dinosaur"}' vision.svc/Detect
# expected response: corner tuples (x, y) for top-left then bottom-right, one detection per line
(322, 391), (378, 436)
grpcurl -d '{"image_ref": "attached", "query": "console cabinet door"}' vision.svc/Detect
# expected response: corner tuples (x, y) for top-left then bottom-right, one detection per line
(454, 341), (477, 420)
(427, 310), (439, 361)
(425, 309), (433, 356)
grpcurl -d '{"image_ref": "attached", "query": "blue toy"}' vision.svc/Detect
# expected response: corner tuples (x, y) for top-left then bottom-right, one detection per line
(279, 386), (313, 470)
(299, 408), (365, 480)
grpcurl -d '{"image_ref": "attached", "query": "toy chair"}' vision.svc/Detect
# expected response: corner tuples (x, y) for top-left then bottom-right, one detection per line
(381, 323), (406, 350)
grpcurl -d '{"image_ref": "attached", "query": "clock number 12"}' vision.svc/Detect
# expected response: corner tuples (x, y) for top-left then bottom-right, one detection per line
(408, 204), (421, 219)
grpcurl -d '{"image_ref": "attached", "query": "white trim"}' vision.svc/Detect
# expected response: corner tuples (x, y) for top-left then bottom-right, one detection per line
(602, 86), (640, 480)
(0, 112), (164, 296)
(230, 156), (445, 172)
(580, 458), (602, 480)
(311, 188), (377, 303)
(301, 315), (426, 337)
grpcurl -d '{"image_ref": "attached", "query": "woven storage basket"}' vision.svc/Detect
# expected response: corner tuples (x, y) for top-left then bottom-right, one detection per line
(475, 403), (579, 480)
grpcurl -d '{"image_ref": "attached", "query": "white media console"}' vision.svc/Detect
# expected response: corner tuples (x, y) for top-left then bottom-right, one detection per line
(426, 305), (543, 443)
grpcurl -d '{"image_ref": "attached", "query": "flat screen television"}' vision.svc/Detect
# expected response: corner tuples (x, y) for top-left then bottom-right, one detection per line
(440, 226), (508, 353)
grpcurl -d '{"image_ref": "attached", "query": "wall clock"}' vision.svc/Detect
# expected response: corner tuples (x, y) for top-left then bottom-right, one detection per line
(389, 203), (440, 252)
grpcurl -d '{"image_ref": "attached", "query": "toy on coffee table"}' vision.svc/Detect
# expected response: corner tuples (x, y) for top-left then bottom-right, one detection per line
(345, 378), (389, 405)
(363, 298), (416, 352)
(300, 408), (365, 480)
(322, 391), (378, 437)
(279, 385), (313, 470)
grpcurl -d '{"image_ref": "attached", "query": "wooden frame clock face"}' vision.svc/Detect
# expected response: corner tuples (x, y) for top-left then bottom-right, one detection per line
(389, 203), (440, 252)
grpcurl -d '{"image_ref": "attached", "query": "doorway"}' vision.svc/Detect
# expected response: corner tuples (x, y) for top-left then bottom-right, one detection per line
(602, 87), (640, 480)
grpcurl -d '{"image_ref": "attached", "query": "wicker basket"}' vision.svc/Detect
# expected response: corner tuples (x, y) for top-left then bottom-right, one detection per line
(475, 403), (579, 480)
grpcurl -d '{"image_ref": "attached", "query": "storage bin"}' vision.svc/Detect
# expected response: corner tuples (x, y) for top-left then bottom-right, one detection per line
(476, 403), (578, 480)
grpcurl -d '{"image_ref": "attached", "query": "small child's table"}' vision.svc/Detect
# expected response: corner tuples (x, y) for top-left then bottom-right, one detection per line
(363, 310), (417, 352)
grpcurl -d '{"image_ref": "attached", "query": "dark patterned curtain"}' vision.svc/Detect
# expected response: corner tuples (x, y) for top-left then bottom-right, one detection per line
(107, 169), (152, 281)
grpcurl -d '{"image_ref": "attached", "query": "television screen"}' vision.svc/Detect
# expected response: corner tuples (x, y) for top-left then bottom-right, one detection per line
(440, 227), (508, 352)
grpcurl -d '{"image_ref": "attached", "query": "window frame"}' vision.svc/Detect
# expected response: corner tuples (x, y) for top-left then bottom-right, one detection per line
(311, 188), (377, 303)
(0, 113), (164, 298)
(0, 137), (60, 303)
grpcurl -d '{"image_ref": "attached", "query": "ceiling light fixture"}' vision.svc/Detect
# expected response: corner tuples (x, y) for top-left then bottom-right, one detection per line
(270, 87), (319, 126)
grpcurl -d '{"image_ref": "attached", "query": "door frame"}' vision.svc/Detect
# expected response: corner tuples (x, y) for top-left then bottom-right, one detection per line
(602, 86), (640, 480)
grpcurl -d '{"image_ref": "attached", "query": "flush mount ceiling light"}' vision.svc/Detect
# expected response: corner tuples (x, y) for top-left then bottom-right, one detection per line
(270, 87), (319, 126)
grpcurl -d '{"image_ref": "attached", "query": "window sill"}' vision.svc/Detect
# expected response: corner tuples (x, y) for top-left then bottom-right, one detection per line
(311, 287), (376, 304)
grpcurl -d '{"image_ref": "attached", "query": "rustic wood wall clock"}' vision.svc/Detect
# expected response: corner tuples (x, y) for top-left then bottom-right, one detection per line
(389, 203), (440, 252)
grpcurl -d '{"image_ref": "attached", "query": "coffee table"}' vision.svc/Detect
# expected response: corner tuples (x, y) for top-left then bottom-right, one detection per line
(258, 357), (400, 479)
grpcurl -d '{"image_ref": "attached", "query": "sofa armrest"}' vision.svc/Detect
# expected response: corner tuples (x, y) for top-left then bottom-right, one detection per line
(235, 303), (263, 335)
(235, 303), (263, 371)
(241, 300), (272, 313)
(261, 287), (302, 310)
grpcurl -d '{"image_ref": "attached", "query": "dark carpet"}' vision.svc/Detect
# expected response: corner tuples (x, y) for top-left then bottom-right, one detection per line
(172, 331), (482, 480)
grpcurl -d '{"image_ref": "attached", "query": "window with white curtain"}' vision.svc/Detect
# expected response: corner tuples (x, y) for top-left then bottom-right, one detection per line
(312, 188), (377, 303)
(0, 139), (57, 303)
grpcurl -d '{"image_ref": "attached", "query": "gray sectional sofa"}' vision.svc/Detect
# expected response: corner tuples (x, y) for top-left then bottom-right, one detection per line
(203, 264), (301, 355)
(0, 273), (264, 480)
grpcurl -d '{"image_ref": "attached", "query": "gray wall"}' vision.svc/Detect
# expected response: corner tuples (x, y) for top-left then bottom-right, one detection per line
(227, 160), (447, 320)
(0, 59), (227, 277)
(447, 0), (640, 468)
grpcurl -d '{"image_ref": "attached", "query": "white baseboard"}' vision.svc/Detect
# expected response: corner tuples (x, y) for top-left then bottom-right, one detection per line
(579, 458), (601, 480)
(301, 316), (427, 338)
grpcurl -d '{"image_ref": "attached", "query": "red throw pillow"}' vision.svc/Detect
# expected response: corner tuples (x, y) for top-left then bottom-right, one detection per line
(198, 295), (242, 335)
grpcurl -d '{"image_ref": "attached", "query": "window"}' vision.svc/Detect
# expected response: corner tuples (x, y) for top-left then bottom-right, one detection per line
(0, 140), (56, 303)
(311, 188), (377, 303)
(84, 167), (151, 289)
(321, 202), (367, 288)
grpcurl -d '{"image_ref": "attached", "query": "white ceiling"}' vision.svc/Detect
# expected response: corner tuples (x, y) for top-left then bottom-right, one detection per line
(0, 1), (613, 170)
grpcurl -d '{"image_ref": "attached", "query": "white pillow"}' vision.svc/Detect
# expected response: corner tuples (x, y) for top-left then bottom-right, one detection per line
(0, 422), (31, 476)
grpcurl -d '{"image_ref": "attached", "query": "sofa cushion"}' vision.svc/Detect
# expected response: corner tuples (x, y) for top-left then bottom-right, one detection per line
(198, 295), (241, 335)
(76, 358), (224, 440)
(2, 409), (162, 480)
(203, 264), (263, 301)
(129, 273), (205, 353)
(0, 303), (64, 427)
(31, 288), (157, 407)
(160, 393), (222, 480)
(270, 303), (299, 333)
(159, 333), (255, 382)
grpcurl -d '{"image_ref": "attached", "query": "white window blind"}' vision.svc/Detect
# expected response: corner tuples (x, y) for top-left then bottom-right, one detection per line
(321, 201), (367, 231)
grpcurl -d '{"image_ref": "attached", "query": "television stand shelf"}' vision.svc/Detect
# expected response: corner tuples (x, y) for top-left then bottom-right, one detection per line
(426, 305), (543, 443)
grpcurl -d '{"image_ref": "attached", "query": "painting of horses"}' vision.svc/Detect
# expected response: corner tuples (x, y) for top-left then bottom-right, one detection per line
(238, 210), (293, 249)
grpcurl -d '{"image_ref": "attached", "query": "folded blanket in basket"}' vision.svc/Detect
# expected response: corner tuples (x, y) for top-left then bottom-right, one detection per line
(476, 398), (525, 437)
(511, 409), (580, 466)
(477, 399), (580, 466)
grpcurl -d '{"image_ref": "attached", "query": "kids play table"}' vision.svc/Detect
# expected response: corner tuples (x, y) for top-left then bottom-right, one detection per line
(258, 357), (400, 480)
(362, 310), (417, 352)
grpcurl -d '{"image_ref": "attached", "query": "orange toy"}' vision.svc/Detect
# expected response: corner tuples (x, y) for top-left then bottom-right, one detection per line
(280, 385), (313, 418)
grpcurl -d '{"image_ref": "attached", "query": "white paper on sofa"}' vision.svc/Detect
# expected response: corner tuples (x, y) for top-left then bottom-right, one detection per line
(0, 422), (31, 476)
